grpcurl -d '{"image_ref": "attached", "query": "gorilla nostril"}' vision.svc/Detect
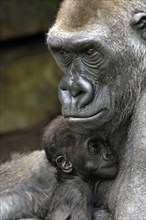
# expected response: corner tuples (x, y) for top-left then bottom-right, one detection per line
(70, 80), (83, 97)
(71, 90), (83, 97)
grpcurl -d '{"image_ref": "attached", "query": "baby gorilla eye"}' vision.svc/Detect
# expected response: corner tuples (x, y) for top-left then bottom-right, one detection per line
(87, 138), (101, 155)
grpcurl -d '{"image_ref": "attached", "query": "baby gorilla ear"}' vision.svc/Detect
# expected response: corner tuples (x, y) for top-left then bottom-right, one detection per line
(56, 156), (73, 173)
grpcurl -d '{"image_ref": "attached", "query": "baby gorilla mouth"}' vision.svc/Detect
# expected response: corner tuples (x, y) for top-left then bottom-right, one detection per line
(102, 162), (118, 169)
(101, 162), (119, 179)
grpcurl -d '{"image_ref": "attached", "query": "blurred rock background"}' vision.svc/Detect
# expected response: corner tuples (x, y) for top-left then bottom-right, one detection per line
(0, 0), (62, 162)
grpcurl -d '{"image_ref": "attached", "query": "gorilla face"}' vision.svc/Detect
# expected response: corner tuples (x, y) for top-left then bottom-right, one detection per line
(49, 34), (113, 131)
(43, 116), (118, 181)
(47, 0), (145, 134)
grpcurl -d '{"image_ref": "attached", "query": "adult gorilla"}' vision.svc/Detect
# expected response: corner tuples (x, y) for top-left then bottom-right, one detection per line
(47, 0), (146, 219)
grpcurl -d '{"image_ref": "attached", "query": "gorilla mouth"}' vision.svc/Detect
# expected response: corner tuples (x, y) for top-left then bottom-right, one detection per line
(64, 109), (111, 133)
(102, 162), (118, 169)
(65, 109), (105, 121)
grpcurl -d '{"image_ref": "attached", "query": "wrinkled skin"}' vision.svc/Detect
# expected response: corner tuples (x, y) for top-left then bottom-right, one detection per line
(47, 0), (146, 219)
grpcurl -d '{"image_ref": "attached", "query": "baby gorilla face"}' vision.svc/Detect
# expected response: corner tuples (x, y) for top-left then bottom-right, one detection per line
(43, 116), (118, 180)
(68, 137), (118, 180)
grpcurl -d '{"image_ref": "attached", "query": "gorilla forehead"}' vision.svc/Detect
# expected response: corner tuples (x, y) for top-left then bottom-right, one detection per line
(54, 0), (137, 31)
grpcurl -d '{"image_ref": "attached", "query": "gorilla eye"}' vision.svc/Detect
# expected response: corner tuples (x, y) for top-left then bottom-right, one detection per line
(52, 47), (72, 67)
(59, 49), (67, 55)
(85, 48), (96, 55)
(87, 138), (100, 155)
(52, 47), (68, 56)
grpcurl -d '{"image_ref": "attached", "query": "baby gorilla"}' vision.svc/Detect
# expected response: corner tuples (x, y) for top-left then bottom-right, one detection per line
(43, 116), (118, 220)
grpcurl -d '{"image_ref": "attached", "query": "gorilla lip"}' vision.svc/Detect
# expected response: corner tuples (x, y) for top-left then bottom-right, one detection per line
(102, 162), (118, 169)
(65, 109), (106, 121)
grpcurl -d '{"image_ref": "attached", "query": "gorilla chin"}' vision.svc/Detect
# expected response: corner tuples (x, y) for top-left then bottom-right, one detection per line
(65, 109), (112, 134)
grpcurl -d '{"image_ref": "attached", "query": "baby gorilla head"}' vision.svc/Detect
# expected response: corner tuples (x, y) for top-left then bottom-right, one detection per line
(67, 136), (118, 180)
(43, 116), (118, 181)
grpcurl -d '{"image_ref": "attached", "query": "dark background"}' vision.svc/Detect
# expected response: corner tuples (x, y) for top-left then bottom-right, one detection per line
(0, 0), (63, 162)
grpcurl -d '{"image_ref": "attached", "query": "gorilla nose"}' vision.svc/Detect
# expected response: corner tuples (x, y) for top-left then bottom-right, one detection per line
(59, 75), (94, 108)
(70, 76), (94, 105)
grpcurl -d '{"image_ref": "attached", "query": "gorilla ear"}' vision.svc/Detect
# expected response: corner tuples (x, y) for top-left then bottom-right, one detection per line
(56, 155), (73, 173)
(131, 12), (146, 40)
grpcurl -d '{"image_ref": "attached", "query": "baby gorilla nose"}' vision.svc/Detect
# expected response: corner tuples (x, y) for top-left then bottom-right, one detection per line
(102, 151), (114, 162)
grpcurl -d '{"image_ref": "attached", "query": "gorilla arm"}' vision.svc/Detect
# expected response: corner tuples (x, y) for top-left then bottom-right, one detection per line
(0, 150), (57, 219)
(108, 90), (146, 219)
(46, 177), (93, 220)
